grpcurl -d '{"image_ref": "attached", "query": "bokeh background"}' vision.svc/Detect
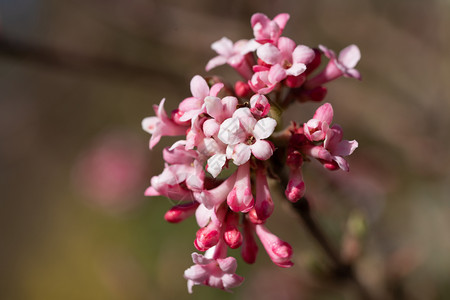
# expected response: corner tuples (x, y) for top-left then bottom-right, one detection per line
(1, 0), (449, 299)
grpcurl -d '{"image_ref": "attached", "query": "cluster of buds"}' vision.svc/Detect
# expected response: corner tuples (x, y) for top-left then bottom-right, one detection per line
(142, 12), (360, 293)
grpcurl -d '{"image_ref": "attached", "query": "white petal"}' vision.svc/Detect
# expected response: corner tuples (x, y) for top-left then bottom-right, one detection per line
(338, 44), (361, 69)
(251, 140), (273, 160)
(231, 144), (252, 165)
(253, 117), (277, 140)
(218, 117), (246, 145)
(207, 154), (227, 178)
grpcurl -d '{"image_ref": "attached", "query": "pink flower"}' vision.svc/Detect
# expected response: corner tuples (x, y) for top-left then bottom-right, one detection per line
(303, 102), (333, 142)
(251, 13), (290, 44)
(206, 37), (254, 80)
(178, 75), (224, 122)
(257, 37), (315, 80)
(184, 246), (244, 293)
(218, 107), (276, 165)
(142, 98), (188, 149)
(255, 224), (294, 268)
(305, 44), (361, 89)
(301, 103), (358, 171)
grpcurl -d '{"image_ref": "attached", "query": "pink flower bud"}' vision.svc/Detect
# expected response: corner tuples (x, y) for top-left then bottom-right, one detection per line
(254, 167), (274, 221)
(234, 81), (252, 98)
(164, 202), (200, 223)
(250, 94), (270, 117)
(241, 217), (258, 264)
(227, 162), (254, 213)
(255, 224), (294, 268)
(223, 212), (242, 249)
(195, 221), (221, 251)
(285, 167), (306, 203)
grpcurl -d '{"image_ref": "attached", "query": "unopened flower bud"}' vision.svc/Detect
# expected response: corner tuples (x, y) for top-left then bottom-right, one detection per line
(250, 94), (270, 117)
(223, 212), (242, 249)
(164, 202), (200, 223)
(235, 81), (252, 98)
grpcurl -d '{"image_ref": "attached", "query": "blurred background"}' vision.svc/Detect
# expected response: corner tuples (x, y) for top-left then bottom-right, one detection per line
(1, 0), (449, 299)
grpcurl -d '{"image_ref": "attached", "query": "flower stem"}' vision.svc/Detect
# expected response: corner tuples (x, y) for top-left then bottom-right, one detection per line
(291, 197), (374, 300)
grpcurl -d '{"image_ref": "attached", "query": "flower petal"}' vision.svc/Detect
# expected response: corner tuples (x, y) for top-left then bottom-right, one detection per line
(251, 140), (273, 160)
(231, 143), (252, 165)
(253, 117), (277, 140)
(338, 44), (361, 69)
(257, 43), (281, 65)
(190, 75), (209, 99)
(207, 154), (227, 178)
(313, 102), (333, 124)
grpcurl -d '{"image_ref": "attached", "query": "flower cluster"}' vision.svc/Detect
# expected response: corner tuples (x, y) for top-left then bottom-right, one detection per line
(142, 12), (360, 293)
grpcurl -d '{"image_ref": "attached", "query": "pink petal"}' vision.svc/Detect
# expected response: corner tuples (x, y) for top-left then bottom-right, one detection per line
(292, 45), (315, 64)
(195, 204), (213, 227)
(313, 102), (334, 124)
(277, 37), (296, 58)
(217, 257), (238, 273)
(253, 117), (277, 140)
(251, 13), (270, 28)
(333, 156), (350, 172)
(204, 96), (223, 120)
(231, 143), (252, 165)
(211, 37), (233, 56)
(257, 43), (281, 65)
(206, 56), (228, 71)
(190, 75), (209, 99)
(221, 96), (238, 119)
(233, 107), (257, 134)
(273, 13), (290, 30)
(202, 119), (220, 137)
(184, 264), (208, 281)
(318, 44), (336, 60)
(222, 274), (244, 290)
(344, 68), (361, 80)
(268, 64), (287, 84)
(333, 140), (358, 156)
(338, 44), (361, 69)
(209, 83), (224, 97)
(251, 140), (273, 160)
(141, 116), (158, 134)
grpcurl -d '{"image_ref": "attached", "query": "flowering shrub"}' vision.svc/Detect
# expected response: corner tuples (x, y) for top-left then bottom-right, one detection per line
(142, 12), (360, 293)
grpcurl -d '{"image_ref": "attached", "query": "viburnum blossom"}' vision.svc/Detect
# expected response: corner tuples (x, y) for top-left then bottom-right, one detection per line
(141, 12), (361, 293)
